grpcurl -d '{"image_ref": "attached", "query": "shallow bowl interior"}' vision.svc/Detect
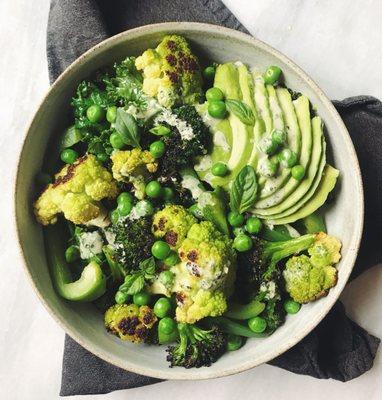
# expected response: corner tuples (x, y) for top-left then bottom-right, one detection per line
(15, 22), (363, 380)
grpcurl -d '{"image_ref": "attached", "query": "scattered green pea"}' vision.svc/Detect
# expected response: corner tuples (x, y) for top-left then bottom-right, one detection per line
(163, 251), (180, 267)
(109, 132), (125, 149)
(159, 270), (175, 287)
(271, 129), (286, 145)
(208, 100), (227, 119)
(151, 240), (171, 260)
(233, 234), (253, 252)
(228, 211), (245, 227)
(86, 104), (105, 123)
(284, 299), (301, 314)
(145, 180), (162, 198)
(117, 201), (133, 216)
(158, 317), (176, 335)
(258, 137), (279, 155)
(211, 162), (228, 177)
(60, 149), (78, 164)
(264, 66), (282, 85)
(203, 66), (216, 81)
(117, 192), (134, 205)
(133, 292), (151, 306)
(246, 217), (263, 234)
(162, 187), (175, 201)
(106, 106), (117, 123)
(206, 87), (224, 102)
(154, 297), (172, 318)
(291, 164), (305, 181)
(150, 140), (165, 158)
(65, 245), (80, 263)
(248, 316), (267, 333)
(278, 148), (297, 167)
(115, 291), (129, 305)
(227, 334), (243, 351)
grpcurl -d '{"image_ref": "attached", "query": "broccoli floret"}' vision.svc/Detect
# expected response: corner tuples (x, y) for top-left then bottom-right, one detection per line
(135, 35), (203, 107)
(112, 216), (155, 272)
(34, 155), (118, 225)
(104, 304), (157, 343)
(155, 105), (211, 179)
(111, 148), (158, 199)
(166, 323), (227, 368)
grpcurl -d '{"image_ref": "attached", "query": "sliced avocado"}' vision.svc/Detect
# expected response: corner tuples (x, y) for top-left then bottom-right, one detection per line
(253, 72), (273, 133)
(254, 101), (318, 213)
(268, 165), (339, 225)
(266, 85), (285, 131)
(214, 63), (242, 99)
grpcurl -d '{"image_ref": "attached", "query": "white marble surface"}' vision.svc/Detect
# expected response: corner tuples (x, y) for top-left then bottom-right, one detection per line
(1, 0), (381, 399)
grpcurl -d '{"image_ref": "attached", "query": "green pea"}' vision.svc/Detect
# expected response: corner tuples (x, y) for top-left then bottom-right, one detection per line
(145, 181), (162, 198)
(264, 66), (282, 85)
(135, 199), (154, 216)
(248, 316), (267, 333)
(109, 132), (125, 149)
(203, 66), (216, 81)
(206, 87), (224, 102)
(110, 210), (120, 225)
(227, 334), (243, 351)
(150, 125), (171, 136)
(189, 204), (203, 219)
(164, 251), (180, 267)
(86, 104), (105, 123)
(208, 100), (227, 119)
(96, 152), (108, 163)
(259, 137), (279, 155)
(65, 245), (80, 263)
(151, 240), (171, 260)
(117, 192), (134, 206)
(291, 164), (305, 181)
(117, 200), (133, 216)
(158, 317), (176, 335)
(211, 162), (228, 177)
(105, 146), (114, 155)
(162, 187), (175, 201)
(106, 106), (117, 123)
(133, 292), (151, 306)
(60, 149), (78, 164)
(228, 211), (245, 227)
(271, 129), (286, 145)
(278, 148), (297, 167)
(115, 290), (129, 305)
(233, 234), (253, 252)
(159, 270), (175, 287)
(246, 217), (263, 234)
(284, 299), (301, 314)
(150, 140), (165, 158)
(154, 297), (172, 318)
(35, 172), (52, 186)
(258, 158), (278, 178)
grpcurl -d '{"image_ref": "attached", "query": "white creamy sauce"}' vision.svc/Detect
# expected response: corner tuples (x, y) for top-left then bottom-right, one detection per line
(79, 231), (104, 260)
(181, 174), (204, 199)
(194, 155), (212, 172)
(260, 281), (277, 300)
(257, 157), (274, 178)
(127, 97), (162, 120)
(197, 192), (213, 209)
(103, 228), (116, 246)
(234, 61), (244, 67)
(213, 130), (230, 152)
(155, 109), (195, 141)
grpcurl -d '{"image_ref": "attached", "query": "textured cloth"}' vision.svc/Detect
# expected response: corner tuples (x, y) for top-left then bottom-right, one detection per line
(46, 0), (381, 396)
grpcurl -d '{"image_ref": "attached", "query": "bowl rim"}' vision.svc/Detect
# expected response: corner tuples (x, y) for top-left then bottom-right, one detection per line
(14, 21), (364, 380)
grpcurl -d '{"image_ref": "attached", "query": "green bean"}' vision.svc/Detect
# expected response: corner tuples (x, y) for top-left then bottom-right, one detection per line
(224, 300), (265, 320)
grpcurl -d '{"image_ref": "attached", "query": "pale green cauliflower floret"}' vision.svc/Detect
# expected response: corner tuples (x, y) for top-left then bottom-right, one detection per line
(111, 148), (158, 199)
(152, 205), (197, 249)
(283, 233), (341, 304)
(104, 304), (157, 343)
(135, 35), (203, 107)
(34, 155), (118, 225)
(175, 290), (227, 324)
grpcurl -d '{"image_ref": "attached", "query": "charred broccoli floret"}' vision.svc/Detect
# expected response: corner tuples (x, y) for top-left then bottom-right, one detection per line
(166, 323), (227, 368)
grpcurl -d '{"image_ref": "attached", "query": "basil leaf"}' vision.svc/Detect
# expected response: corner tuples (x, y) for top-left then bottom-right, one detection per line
(60, 126), (83, 150)
(119, 274), (145, 295)
(230, 165), (258, 213)
(139, 257), (156, 280)
(114, 108), (141, 148)
(226, 99), (256, 125)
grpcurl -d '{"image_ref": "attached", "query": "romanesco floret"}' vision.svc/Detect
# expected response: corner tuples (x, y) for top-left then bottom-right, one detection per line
(34, 155), (118, 225)
(152, 205), (197, 249)
(111, 148), (158, 199)
(135, 35), (203, 107)
(308, 232), (342, 267)
(104, 304), (157, 343)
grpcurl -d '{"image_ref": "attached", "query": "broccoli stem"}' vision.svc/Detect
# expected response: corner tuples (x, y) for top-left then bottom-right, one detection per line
(303, 212), (326, 233)
(205, 317), (268, 338)
(224, 300), (265, 320)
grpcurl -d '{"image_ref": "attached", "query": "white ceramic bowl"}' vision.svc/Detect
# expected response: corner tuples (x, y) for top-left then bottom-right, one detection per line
(15, 22), (363, 380)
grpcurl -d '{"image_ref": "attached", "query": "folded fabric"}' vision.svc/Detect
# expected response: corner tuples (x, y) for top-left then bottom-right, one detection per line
(46, 0), (380, 396)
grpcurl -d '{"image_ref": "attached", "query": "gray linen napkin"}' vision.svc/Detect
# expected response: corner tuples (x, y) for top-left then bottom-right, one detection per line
(46, 0), (381, 396)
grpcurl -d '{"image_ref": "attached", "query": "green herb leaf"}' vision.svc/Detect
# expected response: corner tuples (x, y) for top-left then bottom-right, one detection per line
(226, 99), (256, 125)
(139, 257), (156, 280)
(60, 126), (83, 150)
(119, 274), (145, 295)
(114, 108), (141, 148)
(230, 165), (258, 213)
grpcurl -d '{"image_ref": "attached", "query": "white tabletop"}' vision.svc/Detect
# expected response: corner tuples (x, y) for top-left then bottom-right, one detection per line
(1, 1), (381, 399)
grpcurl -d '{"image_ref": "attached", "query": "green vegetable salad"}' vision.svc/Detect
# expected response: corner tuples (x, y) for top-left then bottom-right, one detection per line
(34, 35), (342, 368)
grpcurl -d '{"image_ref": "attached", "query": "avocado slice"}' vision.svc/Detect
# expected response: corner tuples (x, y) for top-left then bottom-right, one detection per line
(266, 84), (285, 131)
(268, 164), (339, 225)
(253, 72), (273, 133)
